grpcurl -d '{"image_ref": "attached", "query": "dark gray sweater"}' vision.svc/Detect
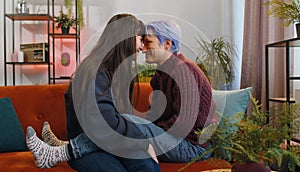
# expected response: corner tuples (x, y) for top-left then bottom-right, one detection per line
(65, 68), (148, 152)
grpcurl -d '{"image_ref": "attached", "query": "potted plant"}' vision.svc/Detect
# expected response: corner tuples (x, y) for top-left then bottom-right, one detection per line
(53, 11), (76, 34)
(195, 37), (237, 90)
(137, 63), (157, 83)
(192, 95), (300, 172)
(265, 0), (300, 37)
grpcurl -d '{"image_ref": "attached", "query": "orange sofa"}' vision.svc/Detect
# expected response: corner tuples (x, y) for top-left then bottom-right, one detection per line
(0, 83), (231, 172)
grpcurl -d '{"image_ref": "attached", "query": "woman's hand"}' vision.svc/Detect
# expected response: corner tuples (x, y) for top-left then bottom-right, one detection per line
(147, 144), (158, 163)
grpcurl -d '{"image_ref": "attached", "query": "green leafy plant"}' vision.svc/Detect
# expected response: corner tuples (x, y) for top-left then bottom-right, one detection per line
(137, 63), (157, 83)
(53, 11), (76, 29)
(265, 0), (300, 27)
(184, 94), (300, 171)
(64, 0), (84, 29)
(195, 37), (237, 90)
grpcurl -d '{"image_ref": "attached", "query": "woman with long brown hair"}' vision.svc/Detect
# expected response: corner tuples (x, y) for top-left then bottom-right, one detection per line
(26, 13), (160, 172)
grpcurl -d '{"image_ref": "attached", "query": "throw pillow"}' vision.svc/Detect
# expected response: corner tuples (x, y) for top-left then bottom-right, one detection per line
(198, 87), (253, 144)
(0, 97), (27, 152)
(213, 87), (253, 121)
(210, 87), (252, 161)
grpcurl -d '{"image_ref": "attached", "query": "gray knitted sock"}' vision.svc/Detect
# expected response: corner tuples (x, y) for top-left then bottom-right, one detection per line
(26, 126), (71, 168)
(42, 121), (69, 146)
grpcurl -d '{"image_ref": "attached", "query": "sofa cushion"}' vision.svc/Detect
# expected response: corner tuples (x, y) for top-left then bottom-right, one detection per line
(213, 87), (253, 122)
(210, 87), (253, 161)
(198, 87), (252, 144)
(0, 97), (27, 152)
(0, 84), (69, 141)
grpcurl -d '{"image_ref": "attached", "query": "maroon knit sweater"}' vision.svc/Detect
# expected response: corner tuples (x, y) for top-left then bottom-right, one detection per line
(146, 54), (215, 148)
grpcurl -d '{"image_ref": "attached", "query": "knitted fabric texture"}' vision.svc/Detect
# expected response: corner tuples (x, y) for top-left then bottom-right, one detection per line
(147, 54), (214, 147)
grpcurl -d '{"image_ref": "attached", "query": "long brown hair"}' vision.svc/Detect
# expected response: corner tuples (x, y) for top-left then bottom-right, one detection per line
(83, 14), (144, 113)
(85, 14), (143, 77)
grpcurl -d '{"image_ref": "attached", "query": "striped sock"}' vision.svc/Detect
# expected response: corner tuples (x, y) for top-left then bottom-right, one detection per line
(26, 126), (71, 168)
(42, 121), (69, 146)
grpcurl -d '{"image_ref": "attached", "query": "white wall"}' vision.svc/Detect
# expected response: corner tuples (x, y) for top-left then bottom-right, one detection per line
(0, 0), (243, 85)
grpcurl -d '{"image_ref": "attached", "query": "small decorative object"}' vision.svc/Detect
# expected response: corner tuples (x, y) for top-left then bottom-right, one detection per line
(265, 0), (300, 37)
(60, 52), (71, 78)
(61, 52), (70, 67)
(18, 51), (24, 62)
(53, 11), (76, 34)
(15, 0), (29, 14)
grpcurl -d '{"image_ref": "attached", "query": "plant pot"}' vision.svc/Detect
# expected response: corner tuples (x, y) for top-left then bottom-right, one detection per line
(278, 157), (300, 172)
(61, 27), (70, 34)
(296, 23), (300, 38)
(138, 77), (152, 83)
(232, 162), (271, 172)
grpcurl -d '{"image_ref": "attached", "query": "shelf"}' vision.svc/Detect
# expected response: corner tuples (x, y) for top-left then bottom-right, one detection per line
(290, 76), (300, 80)
(4, 0), (80, 85)
(266, 38), (300, 154)
(6, 62), (49, 65)
(269, 97), (296, 103)
(5, 14), (51, 21)
(51, 76), (72, 80)
(49, 33), (78, 39)
(291, 138), (300, 144)
(266, 37), (300, 47)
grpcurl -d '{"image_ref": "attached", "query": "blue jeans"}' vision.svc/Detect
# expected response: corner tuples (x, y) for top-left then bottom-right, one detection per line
(123, 114), (211, 163)
(70, 114), (210, 163)
(69, 132), (160, 172)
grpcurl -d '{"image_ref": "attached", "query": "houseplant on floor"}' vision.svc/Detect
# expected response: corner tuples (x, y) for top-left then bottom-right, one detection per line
(184, 95), (300, 172)
(265, 0), (300, 37)
(53, 11), (76, 34)
(195, 37), (237, 90)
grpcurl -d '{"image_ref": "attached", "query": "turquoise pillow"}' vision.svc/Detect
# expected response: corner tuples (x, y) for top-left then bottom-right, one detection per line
(210, 87), (252, 161)
(199, 87), (253, 142)
(213, 87), (253, 121)
(0, 97), (27, 152)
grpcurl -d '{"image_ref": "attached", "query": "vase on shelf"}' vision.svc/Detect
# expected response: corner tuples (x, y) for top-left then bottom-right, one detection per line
(61, 27), (70, 34)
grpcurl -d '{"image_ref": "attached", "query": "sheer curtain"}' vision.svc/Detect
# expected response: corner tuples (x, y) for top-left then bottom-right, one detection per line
(241, 0), (294, 108)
